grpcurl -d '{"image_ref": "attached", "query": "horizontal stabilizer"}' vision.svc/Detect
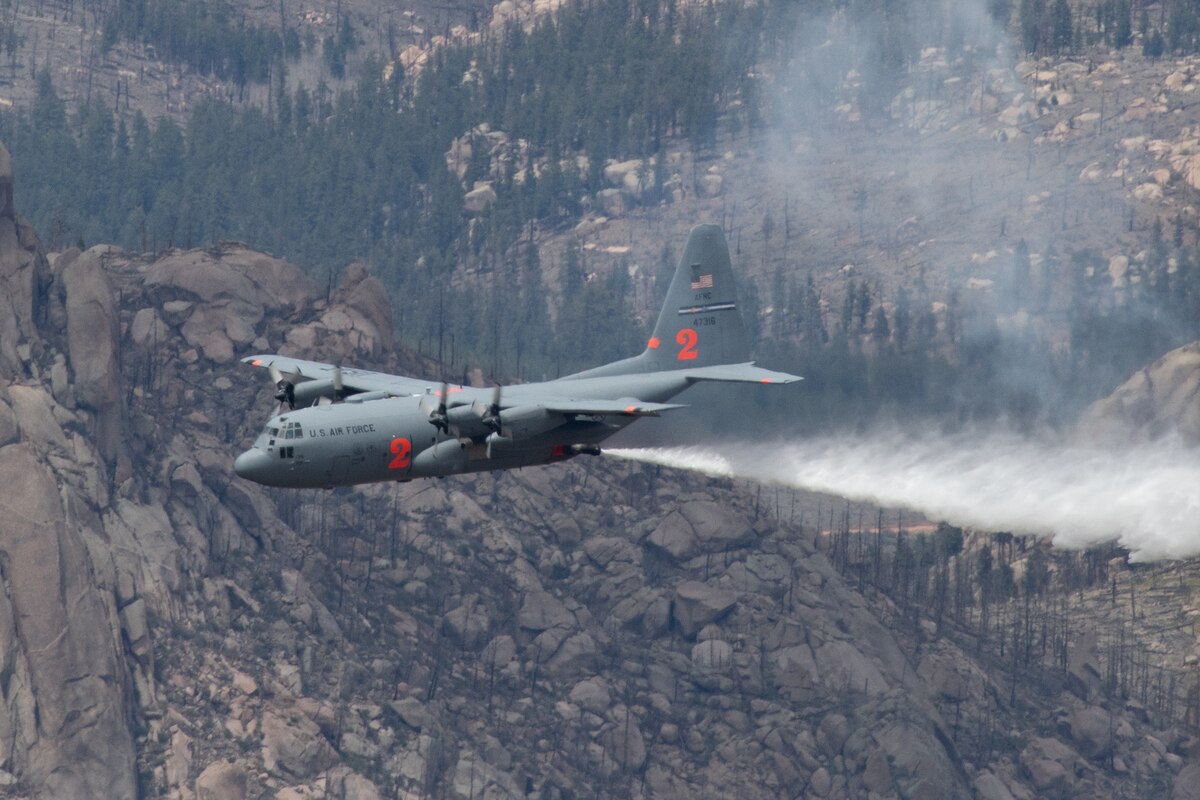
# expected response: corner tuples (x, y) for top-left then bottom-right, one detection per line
(682, 363), (802, 385)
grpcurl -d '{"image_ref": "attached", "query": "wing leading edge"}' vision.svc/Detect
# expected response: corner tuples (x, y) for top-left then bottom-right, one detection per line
(243, 356), (688, 417)
(245, 354), (798, 398)
(243, 354), (442, 396)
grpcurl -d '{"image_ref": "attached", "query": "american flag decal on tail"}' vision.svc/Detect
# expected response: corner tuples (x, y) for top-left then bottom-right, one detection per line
(690, 265), (713, 289)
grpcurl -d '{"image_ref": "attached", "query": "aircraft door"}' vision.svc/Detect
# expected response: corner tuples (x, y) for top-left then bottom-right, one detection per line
(330, 455), (352, 485)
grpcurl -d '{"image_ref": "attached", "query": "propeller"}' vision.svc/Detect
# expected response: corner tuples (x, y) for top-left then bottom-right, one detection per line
(472, 385), (502, 434)
(469, 386), (504, 456)
(420, 382), (450, 434)
(269, 364), (296, 411)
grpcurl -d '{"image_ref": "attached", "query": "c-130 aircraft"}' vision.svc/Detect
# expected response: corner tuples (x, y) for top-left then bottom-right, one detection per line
(234, 224), (801, 488)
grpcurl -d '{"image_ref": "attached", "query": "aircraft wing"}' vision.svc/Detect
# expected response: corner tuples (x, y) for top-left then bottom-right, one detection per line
(682, 363), (802, 385)
(243, 354), (443, 395)
(539, 399), (687, 417)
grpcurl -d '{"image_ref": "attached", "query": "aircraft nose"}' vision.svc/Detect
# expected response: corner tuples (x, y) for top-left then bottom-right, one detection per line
(234, 449), (270, 483)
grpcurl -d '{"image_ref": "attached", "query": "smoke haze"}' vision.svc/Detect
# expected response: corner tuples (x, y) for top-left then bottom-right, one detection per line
(607, 429), (1200, 562)
(612, 1), (1200, 566)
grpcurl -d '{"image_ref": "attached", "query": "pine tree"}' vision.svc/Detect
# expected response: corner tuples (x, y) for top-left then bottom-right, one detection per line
(841, 280), (856, 334)
(871, 306), (890, 344)
(1144, 29), (1165, 58)
(1114, 0), (1133, 48)
(894, 286), (912, 350)
(1052, 0), (1073, 52)
(988, 0), (1013, 25)
(1007, 239), (1032, 312)
(855, 282), (872, 332)
(801, 275), (826, 348)
(1019, 0), (1044, 51)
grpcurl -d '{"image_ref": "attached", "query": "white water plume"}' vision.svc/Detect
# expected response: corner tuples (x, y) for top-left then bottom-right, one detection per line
(607, 430), (1200, 561)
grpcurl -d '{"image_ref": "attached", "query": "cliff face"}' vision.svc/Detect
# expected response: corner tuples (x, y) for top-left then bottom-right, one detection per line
(0, 142), (1194, 800)
(0, 149), (137, 798)
(0, 145), (49, 377)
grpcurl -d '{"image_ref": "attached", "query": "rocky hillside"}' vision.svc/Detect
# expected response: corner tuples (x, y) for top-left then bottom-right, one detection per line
(0, 0), (492, 120)
(0, 139), (1196, 800)
(1081, 340), (1200, 443)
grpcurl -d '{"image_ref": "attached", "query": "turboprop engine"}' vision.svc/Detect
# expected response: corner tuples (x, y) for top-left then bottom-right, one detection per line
(493, 406), (561, 440)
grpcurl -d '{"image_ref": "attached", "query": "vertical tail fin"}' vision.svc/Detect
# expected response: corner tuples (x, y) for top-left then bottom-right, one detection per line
(644, 223), (750, 368)
(564, 224), (752, 379)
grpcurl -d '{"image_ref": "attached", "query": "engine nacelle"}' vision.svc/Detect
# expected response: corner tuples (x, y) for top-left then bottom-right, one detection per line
(446, 405), (493, 438)
(498, 406), (561, 441)
(411, 439), (468, 476)
(293, 379), (340, 405)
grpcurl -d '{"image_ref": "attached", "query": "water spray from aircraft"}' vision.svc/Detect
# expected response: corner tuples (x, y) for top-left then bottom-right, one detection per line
(607, 429), (1200, 562)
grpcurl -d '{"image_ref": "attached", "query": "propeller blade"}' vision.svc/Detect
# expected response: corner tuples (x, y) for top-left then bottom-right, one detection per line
(419, 393), (437, 416)
(420, 383), (450, 433)
(333, 366), (344, 399)
(480, 385), (502, 433)
(268, 363), (296, 410)
(437, 382), (450, 432)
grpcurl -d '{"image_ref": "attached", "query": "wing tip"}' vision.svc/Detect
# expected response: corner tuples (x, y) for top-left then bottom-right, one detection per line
(685, 364), (803, 384)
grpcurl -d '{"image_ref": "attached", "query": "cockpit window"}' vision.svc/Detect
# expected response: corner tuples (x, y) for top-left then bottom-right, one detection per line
(278, 422), (304, 441)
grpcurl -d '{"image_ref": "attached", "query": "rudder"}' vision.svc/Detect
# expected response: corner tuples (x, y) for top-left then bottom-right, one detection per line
(642, 224), (750, 369)
(561, 224), (754, 380)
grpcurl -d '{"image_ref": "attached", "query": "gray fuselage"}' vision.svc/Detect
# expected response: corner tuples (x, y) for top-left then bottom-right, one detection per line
(234, 224), (803, 489)
(234, 370), (692, 488)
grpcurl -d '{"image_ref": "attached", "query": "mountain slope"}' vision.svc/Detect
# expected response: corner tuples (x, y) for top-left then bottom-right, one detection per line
(0, 140), (1195, 799)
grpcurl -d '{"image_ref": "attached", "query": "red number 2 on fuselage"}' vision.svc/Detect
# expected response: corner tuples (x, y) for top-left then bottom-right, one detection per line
(388, 437), (412, 469)
(676, 328), (699, 360)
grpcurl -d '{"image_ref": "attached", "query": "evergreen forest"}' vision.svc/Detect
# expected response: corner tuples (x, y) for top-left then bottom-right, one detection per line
(6, 0), (1200, 434)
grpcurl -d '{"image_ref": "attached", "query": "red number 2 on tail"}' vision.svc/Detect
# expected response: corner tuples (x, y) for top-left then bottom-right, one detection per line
(676, 328), (699, 361)
(388, 437), (412, 469)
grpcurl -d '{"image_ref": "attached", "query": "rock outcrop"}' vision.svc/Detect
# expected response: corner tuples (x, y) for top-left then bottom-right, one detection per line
(0, 142), (50, 377)
(59, 246), (128, 473)
(142, 243), (315, 363)
(1080, 341), (1200, 443)
(0, 443), (137, 798)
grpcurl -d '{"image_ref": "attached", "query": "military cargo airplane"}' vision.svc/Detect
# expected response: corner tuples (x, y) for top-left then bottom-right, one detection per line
(234, 224), (800, 488)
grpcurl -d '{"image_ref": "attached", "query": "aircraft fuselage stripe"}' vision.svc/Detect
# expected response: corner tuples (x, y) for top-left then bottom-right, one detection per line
(677, 302), (737, 315)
